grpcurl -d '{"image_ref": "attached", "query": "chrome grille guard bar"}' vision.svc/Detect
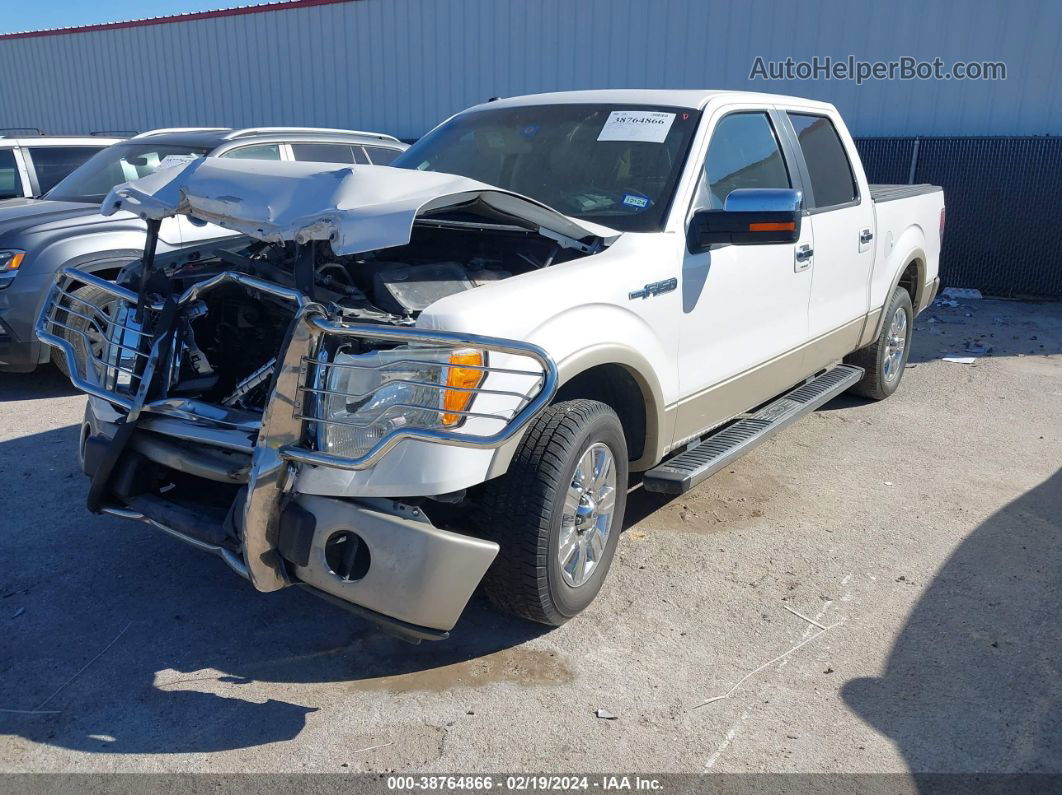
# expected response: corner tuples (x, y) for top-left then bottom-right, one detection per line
(243, 305), (557, 593)
(37, 267), (559, 595)
(36, 267), (559, 469)
(35, 266), (309, 412)
(281, 313), (558, 471)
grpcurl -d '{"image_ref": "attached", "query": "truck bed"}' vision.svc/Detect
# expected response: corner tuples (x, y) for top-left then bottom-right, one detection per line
(870, 184), (943, 203)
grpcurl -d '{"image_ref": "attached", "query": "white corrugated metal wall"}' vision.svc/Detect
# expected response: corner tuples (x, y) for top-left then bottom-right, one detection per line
(1, 0), (1059, 139)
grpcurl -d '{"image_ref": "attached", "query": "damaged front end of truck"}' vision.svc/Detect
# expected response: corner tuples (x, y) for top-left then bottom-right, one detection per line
(33, 158), (613, 640)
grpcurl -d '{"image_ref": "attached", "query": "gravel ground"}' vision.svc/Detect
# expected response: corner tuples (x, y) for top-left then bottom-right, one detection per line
(1, 296), (1060, 775)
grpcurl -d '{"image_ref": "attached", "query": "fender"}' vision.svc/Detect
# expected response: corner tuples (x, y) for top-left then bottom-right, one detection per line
(487, 341), (671, 477)
(62, 248), (143, 276)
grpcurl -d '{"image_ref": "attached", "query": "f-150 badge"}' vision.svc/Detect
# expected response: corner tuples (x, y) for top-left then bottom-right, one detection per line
(629, 277), (678, 300)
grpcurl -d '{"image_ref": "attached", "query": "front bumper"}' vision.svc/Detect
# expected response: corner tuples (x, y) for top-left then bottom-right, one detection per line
(0, 333), (42, 373)
(49, 268), (557, 637)
(0, 269), (53, 372)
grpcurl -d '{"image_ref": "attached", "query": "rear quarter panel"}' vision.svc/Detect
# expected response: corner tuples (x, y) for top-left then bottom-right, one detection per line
(870, 190), (944, 315)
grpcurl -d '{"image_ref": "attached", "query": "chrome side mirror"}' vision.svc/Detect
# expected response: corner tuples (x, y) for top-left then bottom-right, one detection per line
(687, 188), (803, 253)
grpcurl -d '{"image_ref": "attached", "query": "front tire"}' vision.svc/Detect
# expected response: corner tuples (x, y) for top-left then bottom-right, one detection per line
(53, 283), (121, 379)
(846, 286), (914, 400)
(480, 399), (628, 626)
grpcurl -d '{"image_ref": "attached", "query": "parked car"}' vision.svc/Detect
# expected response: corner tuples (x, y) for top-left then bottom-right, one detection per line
(38, 90), (943, 640)
(0, 126), (406, 372)
(0, 132), (123, 201)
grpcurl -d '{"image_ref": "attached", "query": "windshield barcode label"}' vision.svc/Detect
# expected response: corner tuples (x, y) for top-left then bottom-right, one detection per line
(598, 110), (676, 143)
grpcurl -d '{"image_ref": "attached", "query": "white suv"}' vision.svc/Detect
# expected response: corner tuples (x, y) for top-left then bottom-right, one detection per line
(0, 131), (123, 200)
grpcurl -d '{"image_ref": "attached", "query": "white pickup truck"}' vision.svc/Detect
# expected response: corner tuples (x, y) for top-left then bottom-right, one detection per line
(37, 90), (944, 641)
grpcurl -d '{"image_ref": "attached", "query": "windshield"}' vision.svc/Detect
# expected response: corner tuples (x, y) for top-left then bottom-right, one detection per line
(45, 143), (209, 203)
(393, 104), (701, 232)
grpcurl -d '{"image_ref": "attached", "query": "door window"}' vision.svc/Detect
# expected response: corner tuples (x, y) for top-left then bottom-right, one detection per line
(787, 114), (857, 208)
(700, 112), (791, 209)
(27, 146), (103, 194)
(0, 149), (23, 199)
(221, 144), (283, 160)
(291, 142), (358, 164)
(363, 145), (401, 165)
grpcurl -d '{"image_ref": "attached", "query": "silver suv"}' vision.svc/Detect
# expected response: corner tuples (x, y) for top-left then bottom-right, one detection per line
(0, 126), (406, 372)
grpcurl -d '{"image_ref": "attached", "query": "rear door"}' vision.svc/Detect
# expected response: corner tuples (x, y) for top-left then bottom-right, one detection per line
(674, 107), (814, 444)
(781, 111), (874, 359)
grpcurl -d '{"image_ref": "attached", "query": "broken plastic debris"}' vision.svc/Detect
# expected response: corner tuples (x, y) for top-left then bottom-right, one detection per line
(942, 287), (982, 300)
(595, 708), (617, 719)
(943, 356), (977, 364)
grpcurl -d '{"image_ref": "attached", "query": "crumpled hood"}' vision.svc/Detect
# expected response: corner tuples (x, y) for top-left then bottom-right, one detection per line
(0, 198), (106, 241)
(99, 157), (617, 255)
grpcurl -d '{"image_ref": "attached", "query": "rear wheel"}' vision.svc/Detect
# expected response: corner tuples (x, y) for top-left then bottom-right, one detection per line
(480, 399), (628, 626)
(846, 286), (914, 400)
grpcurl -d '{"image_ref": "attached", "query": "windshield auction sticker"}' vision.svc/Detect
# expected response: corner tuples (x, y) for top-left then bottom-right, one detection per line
(597, 110), (675, 143)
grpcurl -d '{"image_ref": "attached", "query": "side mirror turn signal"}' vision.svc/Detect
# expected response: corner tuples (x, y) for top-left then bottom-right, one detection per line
(687, 188), (803, 253)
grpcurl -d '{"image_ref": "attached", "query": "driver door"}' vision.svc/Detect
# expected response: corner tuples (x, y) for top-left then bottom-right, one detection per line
(673, 109), (813, 445)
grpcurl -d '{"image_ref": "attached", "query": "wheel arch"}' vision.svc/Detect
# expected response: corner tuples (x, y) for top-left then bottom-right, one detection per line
(487, 345), (669, 477)
(861, 248), (928, 347)
(64, 248), (143, 280)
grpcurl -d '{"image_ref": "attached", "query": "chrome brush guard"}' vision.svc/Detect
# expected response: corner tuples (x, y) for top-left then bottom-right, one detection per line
(36, 266), (558, 468)
(36, 266), (558, 594)
(36, 270), (158, 411)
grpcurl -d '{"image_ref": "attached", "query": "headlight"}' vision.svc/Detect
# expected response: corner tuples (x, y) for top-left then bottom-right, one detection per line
(0, 249), (26, 288)
(315, 345), (486, 458)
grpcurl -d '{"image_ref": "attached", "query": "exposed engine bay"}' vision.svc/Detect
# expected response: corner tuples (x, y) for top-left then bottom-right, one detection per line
(125, 221), (583, 414)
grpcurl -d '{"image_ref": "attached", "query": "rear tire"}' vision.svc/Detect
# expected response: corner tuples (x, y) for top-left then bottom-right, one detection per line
(480, 399), (628, 626)
(846, 286), (914, 400)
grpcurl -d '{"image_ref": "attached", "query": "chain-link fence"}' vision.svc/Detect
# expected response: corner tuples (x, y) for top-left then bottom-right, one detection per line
(855, 136), (1062, 299)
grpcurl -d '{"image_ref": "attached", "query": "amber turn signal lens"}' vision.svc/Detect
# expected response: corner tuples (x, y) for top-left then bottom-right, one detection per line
(442, 349), (485, 426)
(748, 221), (795, 232)
(1, 251), (25, 271)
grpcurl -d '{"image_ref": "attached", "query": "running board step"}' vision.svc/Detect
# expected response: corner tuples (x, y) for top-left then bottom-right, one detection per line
(642, 365), (864, 495)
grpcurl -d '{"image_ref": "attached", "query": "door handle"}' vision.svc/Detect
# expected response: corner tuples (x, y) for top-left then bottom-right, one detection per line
(795, 245), (814, 262)
(860, 229), (874, 244)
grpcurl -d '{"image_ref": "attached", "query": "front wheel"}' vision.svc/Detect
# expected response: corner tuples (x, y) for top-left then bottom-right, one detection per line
(845, 286), (914, 400)
(480, 399), (628, 626)
(53, 283), (121, 379)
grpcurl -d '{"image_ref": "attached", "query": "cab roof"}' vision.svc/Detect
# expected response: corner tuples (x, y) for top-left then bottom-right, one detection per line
(467, 89), (836, 114)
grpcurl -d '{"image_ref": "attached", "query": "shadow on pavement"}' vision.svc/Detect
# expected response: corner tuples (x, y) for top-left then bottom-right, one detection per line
(842, 468), (1062, 772)
(0, 365), (80, 402)
(0, 425), (547, 755)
